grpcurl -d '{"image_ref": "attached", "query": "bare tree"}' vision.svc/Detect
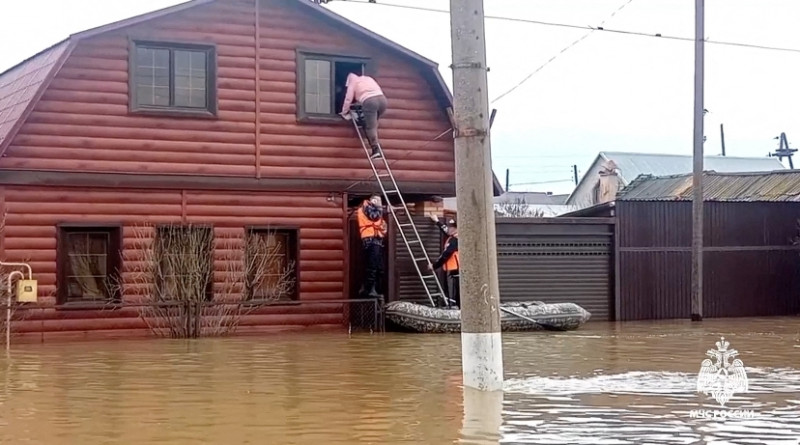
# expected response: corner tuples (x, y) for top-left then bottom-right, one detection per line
(494, 197), (545, 218)
(113, 223), (296, 338)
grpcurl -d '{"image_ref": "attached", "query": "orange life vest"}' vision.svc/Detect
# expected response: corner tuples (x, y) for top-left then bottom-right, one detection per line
(443, 235), (460, 272)
(357, 200), (386, 239)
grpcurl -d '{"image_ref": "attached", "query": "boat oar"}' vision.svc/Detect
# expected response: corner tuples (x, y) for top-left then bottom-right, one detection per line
(499, 306), (545, 329)
(436, 296), (546, 329)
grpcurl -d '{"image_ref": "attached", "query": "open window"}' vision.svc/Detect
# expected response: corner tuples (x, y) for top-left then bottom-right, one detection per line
(297, 51), (369, 121)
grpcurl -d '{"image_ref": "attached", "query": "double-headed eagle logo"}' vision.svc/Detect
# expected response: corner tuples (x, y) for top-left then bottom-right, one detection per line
(697, 337), (749, 406)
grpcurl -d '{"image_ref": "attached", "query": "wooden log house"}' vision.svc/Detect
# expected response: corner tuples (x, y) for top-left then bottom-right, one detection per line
(0, 0), (501, 337)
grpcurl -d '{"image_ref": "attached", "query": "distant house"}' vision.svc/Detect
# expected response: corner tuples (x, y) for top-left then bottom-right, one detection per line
(443, 191), (573, 217)
(565, 151), (788, 210)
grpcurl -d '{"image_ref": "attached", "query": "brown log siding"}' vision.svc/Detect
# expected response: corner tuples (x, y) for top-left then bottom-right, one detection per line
(2, 0), (454, 185)
(2, 186), (346, 332)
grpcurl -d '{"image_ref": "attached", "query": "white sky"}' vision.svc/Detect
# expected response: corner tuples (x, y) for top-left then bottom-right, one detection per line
(1, 0), (799, 194)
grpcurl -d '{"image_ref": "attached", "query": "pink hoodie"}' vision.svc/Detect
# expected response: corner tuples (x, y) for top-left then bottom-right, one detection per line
(341, 73), (384, 115)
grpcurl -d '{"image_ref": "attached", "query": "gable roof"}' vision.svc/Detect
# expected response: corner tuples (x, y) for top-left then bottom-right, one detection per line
(566, 150), (787, 204)
(0, 0), (503, 195)
(617, 170), (800, 202)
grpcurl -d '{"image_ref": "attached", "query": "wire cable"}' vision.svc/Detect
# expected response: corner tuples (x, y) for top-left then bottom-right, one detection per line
(324, 0), (800, 56)
(491, 0), (635, 104)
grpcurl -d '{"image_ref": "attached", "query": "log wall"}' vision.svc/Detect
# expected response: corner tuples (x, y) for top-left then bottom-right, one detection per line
(2, 0), (455, 185)
(0, 185), (347, 333)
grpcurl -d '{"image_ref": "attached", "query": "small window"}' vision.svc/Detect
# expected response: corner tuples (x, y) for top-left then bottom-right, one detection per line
(57, 225), (122, 304)
(154, 224), (214, 301)
(244, 228), (298, 301)
(130, 41), (217, 116)
(297, 51), (368, 120)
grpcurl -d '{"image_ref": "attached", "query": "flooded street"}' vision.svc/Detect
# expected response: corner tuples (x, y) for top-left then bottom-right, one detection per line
(1, 318), (799, 444)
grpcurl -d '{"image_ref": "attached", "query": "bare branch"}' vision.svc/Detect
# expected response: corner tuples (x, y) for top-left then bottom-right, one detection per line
(494, 197), (545, 218)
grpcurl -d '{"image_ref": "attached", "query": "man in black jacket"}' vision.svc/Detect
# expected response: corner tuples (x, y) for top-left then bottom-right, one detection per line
(428, 216), (460, 307)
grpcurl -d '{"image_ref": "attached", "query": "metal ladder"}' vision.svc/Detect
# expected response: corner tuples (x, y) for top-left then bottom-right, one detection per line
(348, 107), (450, 307)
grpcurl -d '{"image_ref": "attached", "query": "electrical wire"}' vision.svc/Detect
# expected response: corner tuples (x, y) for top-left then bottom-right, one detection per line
(491, 0), (635, 104)
(324, 0), (800, 56)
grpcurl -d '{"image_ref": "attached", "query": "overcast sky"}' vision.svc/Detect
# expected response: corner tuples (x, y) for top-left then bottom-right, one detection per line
(2, 0), (798, 194)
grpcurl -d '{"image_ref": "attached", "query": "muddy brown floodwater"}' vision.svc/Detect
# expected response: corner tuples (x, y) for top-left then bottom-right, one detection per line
(1, 317), (799, 444)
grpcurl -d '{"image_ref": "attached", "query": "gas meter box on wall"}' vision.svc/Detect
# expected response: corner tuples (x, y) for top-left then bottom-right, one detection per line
(16, 279), (37, 303)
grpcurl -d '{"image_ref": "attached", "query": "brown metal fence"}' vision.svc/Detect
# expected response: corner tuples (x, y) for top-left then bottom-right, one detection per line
(616, 200), (800, 320)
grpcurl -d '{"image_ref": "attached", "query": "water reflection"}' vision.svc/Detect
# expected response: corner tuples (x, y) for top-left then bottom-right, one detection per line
(0, 317), (798, 444)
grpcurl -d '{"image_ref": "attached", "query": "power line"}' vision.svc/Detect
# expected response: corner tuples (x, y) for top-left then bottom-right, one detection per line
(492, 0), (636, 103)
(325, 0), (800, 56)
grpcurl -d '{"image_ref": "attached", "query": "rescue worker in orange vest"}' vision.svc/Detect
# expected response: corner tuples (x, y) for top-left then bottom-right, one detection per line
(357, 193), (387, 298)
(428, 217), (460, 307)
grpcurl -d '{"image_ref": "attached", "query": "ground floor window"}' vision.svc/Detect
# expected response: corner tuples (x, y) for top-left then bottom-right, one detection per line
(154, 224), (214, 301)
(244, 227), (298, 301)
(57, 225), (122, 304)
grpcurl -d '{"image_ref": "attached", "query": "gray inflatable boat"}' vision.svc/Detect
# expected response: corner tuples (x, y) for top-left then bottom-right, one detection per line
(384, 300), (591, 333)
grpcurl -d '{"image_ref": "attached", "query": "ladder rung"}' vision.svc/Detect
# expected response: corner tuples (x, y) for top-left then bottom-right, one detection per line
(407, 239), (421, 244)
(399, 223), (413, 227)
(421, 274), (436, 279)
(385, 190), (398, 194)
(414, 257), (428, 262)
(376, 173), (391, 178)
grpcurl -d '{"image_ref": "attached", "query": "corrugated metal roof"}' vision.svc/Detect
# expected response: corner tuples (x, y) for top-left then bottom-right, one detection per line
(600, 151), (787, 184)
(617, 170), (800, 202)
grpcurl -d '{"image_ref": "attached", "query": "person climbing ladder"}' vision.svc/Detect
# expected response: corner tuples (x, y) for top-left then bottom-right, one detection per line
(340, 72), (388, 159)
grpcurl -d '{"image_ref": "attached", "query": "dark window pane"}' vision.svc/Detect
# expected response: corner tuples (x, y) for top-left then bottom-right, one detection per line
(246, 230), (296, 300)
(155, 226), (213, 301)
(65, 232), (110, 301)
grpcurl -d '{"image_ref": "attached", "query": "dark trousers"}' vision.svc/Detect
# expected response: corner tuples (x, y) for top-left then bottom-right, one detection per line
(361, 237), (384, 296)
(447, 271), (460, 307)
(362, 95), (388, 149)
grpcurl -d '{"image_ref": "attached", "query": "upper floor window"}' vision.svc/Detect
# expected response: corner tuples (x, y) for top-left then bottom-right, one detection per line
(296, 51), (369, 121)
(130, 41), (217, 117)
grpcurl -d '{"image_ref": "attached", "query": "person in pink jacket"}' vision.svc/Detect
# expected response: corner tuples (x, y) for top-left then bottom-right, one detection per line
(340, 73), (388, 159)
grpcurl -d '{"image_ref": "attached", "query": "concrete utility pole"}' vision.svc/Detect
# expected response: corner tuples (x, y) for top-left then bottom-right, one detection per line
(691, 0), (705, 322)
(449, 0), (503, 391)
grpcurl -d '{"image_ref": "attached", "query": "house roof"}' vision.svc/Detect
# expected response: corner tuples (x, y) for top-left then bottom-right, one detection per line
(566, 150), (787, 204)
(599, 151), (787, 185)
(0, 0), (504, 195)
(0, 40), (70, 150)
(617, 170), (800, 202)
